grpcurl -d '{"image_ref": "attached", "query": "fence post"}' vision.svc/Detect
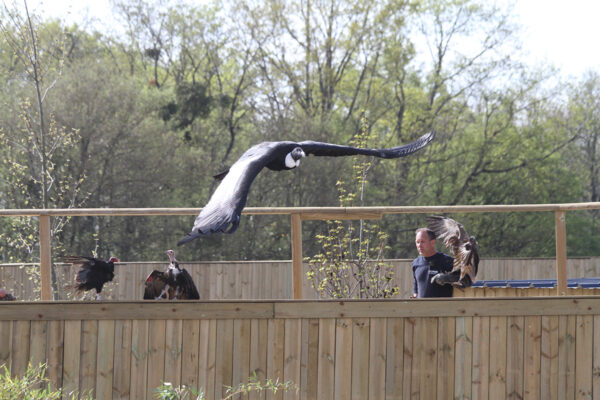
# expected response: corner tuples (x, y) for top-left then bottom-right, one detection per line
(555, 210), (567, 296)
(291, 213), (303, 299)
(39, 215), (52, 300)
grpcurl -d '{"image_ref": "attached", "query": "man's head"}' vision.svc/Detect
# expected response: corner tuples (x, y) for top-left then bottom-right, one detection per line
(415, 228), (436, 257)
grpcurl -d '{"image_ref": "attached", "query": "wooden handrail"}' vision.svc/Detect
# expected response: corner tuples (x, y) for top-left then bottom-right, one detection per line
(3, 202), (600, 299)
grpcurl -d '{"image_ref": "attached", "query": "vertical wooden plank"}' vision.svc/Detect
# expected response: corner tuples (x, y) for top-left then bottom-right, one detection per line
(402, 317), (415, 400)
(11, 320), (30, 376)
(284, 319), (301, 400)
(558, 315), (576, 400)
(241, 264), (251, 300)
(302, 319), (319, 400)
(369, 318), (387, 400)
(250, 319), (268, 400)
(489, 316), (507, 400)
(472, 316), (489, 400)
(232, 319), (251, 396)
(575, 315), (593, 399)
(506, 316), (524, 399)
(541, 316), (559, 400)
(0, 321), (12, 373)
(96, 320), (115, 400)
(454, 316), (472, 400)
(147, 320), (166, 395)
(334, 318), (352, 400)
(164, 319), (183, 388)
(412, 317), (426, 398)
(385, 318), (404, 400)
(62, 320), (81, 400)
(39, 215), (52, 300)
(112, 320), (132, 400)
(129, 320), (149, 400)
(79, 320), (99, 397)
(29, 320), (48, 368)
(181, 320), (200, 391)
(593, 316), (600, 398)
(317, 318), (335, 400)
(215, 319), (234, 400)
(437, 317), (455, 400)
(266, 319), (285, 400)
(523, 316), (541, 400)
(198, 319), (217, 399)
(352, 318), (370, 399)
(555, 210), (567, 295)
(291, 214), (303, 299)
(46, 320), (64, 392)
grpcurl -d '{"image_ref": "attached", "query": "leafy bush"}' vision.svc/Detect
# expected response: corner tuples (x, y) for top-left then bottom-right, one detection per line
(154, 372), (297, 400)
(0, 363), (91, 400)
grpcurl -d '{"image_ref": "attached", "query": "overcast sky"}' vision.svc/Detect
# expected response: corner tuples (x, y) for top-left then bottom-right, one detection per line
(17, 0), (600, 79)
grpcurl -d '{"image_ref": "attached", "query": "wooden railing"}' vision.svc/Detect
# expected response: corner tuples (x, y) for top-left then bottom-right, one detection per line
(2, 202), (600, 300)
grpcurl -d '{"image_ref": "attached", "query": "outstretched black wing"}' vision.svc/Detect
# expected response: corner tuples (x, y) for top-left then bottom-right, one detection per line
(298, 131), (434, 158)
(178, 132), (435, 245)
(174, 268), (200, 299)
(64, 255), (115, 294)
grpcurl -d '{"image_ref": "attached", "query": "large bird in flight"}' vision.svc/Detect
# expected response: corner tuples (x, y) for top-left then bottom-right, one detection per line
(178, 131), (435, 245)
(426, 215), (479, 288)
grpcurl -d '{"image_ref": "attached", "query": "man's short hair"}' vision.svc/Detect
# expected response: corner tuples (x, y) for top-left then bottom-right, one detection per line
(415, 227), (436, 240)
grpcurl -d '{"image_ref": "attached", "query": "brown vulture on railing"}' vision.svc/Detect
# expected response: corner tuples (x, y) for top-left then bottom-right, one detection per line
(426, 215), (479, 288)
(64, 255), (119, 300)
(143, 250), (200, 300)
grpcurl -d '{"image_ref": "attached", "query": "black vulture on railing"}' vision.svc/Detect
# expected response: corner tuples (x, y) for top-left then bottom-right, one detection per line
(64, 255), (119, 300)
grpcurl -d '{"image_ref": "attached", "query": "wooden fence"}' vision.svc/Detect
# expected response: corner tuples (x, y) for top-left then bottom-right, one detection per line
(3, 203), (600, 300)
(2, 257), (600, 301)
(1, 298), (599, 400)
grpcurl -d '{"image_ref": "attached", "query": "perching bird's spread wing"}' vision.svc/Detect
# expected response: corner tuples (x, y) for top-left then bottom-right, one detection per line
(173, 268), (200, 299)
(426, 215), (479, 288)
(178, 131), (435, 245)
(64, 255), (117, 295)
(143, 270), (169, 299)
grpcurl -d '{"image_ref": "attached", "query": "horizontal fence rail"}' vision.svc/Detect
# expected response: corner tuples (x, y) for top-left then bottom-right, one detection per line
(1, 298), (600, 399)
(2, 202), (600, 299)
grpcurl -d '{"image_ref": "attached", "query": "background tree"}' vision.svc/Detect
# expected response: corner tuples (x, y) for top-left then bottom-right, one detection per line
(1, 0), (599, 265)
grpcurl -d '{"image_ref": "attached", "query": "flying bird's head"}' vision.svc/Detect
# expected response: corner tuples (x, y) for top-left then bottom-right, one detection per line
(285, 147), (306, 169)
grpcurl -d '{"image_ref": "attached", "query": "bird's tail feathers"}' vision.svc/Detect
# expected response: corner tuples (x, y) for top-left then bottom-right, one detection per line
(177, 231), (201, 246)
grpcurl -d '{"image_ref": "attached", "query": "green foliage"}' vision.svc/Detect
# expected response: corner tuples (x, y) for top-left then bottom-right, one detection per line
(307, 118), (400, 298)
(153, 372), (298, 400)
(0, 363), (92, 400)
(1, 0), (600, 263)
(154, 382), (205, 400)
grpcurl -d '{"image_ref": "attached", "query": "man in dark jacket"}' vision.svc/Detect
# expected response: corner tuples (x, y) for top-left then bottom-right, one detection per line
(411, 228), (454, 298)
